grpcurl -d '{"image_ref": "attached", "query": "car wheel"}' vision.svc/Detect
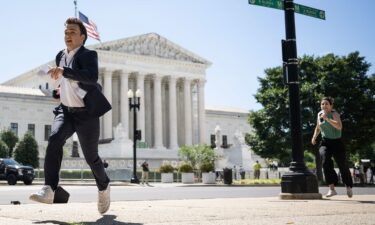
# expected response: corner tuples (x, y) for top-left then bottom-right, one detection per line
(24, 178), (33, 185)
(7, 174), (17, 185)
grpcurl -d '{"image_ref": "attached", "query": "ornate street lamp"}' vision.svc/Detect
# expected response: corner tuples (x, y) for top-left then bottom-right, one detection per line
(128, 89), (142, 184)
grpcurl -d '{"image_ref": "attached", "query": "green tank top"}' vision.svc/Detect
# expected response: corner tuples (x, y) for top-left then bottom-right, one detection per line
(319, 111), (342, 139)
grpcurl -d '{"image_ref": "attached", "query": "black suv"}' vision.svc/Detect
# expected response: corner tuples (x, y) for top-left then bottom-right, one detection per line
(0, 158), (35, 185)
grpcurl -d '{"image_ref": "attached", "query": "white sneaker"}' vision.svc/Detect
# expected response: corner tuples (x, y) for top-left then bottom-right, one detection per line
(326, 189), (337, 197)
(98, 183), (110, 214)
(29, 185), (54, 204)
(346, 187), (353, 198)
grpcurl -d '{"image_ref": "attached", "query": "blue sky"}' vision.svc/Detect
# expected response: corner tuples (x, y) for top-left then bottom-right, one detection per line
(1, 1), (374, 111)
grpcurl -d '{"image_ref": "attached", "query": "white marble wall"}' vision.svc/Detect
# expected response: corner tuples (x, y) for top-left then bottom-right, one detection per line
(0, 93), (58, 157)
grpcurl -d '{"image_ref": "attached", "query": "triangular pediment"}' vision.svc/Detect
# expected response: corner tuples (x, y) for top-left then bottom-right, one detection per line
(93, 33), (211, 65)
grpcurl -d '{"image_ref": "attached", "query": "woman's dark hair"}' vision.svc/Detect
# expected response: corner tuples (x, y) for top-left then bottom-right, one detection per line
(65, 17), (88, 45)
(322, 96), (334, 105)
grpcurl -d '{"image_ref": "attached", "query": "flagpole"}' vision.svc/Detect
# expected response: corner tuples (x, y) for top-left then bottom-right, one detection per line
(74, 0), (78, 18)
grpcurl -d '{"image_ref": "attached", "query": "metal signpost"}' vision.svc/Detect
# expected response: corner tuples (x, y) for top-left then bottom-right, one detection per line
(248, 0), (324, 199)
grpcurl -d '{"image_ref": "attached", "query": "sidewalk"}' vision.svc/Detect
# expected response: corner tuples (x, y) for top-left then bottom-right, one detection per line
(0, 194), (374, 225)
(28, 179), (281, 187)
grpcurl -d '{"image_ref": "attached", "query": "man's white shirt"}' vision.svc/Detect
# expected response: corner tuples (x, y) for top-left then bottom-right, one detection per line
(58, 46), (87, 107)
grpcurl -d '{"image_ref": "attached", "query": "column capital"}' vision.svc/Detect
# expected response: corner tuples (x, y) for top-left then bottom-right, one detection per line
(198, 79), (207, 85)
(103, 68), (115, 76)
(99, 67), (106, 74)
(136, 72), (146, 79)
(152, 74), (164, 81)
(118, 69), (133, 75)
(184, 77), (194, 84)
(137, 71), (149, 76)
(168, 76), (179, 82)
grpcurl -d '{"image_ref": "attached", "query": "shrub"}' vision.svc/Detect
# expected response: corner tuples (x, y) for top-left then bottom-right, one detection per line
(0, 129), (18, 157)
(14, 133), (39, 168)
(200, 162), (214, 173)
(179, 163), (193, 173)
(306, 162), (316, 170)
(159, 164), (174, 173)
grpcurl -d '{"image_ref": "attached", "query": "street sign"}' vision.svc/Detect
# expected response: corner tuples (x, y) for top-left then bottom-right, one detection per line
(294, 3), (325, 20)
(248, 0), (325, 20)
(248, 0), (284, 10)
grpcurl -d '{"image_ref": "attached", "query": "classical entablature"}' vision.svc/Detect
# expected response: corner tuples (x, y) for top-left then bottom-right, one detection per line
(96, 50), (207, 78)
(4, 33), (211, 87)
(94, 33), (211, 65)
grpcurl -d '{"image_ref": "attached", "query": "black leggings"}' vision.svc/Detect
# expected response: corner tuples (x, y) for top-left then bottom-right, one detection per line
(319, 138), (353, 188)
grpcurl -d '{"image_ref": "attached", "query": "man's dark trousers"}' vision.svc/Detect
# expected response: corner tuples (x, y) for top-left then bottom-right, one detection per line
(44, 105), (109, 191)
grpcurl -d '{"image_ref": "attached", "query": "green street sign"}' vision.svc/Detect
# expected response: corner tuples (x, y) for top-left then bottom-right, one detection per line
(248, 0), (325, 20)
(248, 0), (284, 10)
(294, 3), (325, 20)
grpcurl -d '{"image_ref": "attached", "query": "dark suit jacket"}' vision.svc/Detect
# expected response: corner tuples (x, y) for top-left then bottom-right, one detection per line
(54, 46), (111, 117)
(55, 46), (99, 92)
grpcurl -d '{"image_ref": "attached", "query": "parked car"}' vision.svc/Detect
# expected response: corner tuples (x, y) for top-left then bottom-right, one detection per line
(0, 158), (35, 185)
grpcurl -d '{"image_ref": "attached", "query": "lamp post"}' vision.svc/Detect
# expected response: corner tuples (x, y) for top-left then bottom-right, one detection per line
(128, 89), (142, 184)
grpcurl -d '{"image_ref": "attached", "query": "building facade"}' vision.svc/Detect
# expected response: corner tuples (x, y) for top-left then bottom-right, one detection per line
(1, 33), (258, 169)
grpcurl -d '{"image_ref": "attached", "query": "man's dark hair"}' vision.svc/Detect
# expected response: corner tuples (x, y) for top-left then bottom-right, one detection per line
(65, 17), (87, 45)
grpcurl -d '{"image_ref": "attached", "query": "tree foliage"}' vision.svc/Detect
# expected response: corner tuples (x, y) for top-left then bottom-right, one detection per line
(14, 133), (39, 168)
(0, 140), (8, 158)
(178, 145), (219, 170)
(0, 129), (19, 157)
(246, 52), (375, 165)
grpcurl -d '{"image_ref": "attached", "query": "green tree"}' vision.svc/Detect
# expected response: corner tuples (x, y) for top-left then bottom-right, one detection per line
(0, 140), (8, 158)
(178, 145), (219, 170)
(0, 129), (19, 157)
(14, 133), (39, 168)
(246, 52), (375, 177)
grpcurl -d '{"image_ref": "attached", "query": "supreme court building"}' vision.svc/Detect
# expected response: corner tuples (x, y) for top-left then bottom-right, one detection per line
(0, 33), (258, 170)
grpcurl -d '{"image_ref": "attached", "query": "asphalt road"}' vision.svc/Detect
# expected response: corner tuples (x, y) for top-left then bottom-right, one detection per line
(1, 183), (375, 205)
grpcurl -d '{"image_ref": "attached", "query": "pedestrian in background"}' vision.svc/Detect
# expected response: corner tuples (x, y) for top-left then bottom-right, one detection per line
(239, 166), (246, 180)
(311, 97), (353, 198)
(141, 160), (150, 185)
(253, 161), (261, 179)
(369, 160), (375, 184)
(233, 165), (237, 180)
(353, 161), (365, 185)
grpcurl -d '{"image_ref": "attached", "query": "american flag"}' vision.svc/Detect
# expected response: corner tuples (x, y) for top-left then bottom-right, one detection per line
(79, 11), (100, 41)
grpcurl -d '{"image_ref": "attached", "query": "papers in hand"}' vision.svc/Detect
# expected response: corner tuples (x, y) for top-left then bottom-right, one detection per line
(37, 64), (51, 78)
(37, 64), (61, 88)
